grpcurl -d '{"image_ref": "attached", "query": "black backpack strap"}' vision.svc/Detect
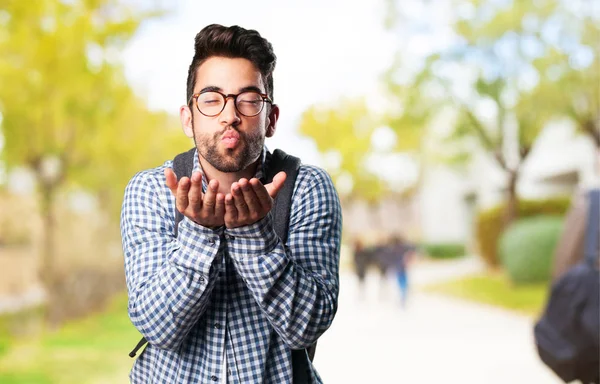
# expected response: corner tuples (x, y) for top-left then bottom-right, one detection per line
(584, 189), (600, 267)
(172, 148), (196, 237)
(128, 337), (148, 358)
(265, 149), (301, 243)
(129, 148), (196, 359)
(265, 150), (316, 383)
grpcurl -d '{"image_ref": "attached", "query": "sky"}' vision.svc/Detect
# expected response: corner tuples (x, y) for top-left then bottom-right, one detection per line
(122, 0), (397, 167)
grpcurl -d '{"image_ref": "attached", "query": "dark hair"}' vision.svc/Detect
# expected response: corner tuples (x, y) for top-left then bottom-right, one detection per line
(186, 24), (277, 104)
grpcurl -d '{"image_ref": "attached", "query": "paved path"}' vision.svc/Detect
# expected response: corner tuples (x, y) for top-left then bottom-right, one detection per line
(313, 259), (562, 384)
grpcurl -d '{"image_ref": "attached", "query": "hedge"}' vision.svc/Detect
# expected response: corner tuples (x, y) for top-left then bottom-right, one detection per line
(499, 216), (564, 284)
(474, 197), (571, 267)
(420, 243), (466, 259)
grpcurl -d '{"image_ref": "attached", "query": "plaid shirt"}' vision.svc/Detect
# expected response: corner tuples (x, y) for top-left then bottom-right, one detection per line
(120, 148), (342, 383)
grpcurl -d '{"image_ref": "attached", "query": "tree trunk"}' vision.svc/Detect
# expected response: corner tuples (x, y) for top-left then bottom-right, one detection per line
(582, 119), (600, 149)
(38, 181), (57, 296)
(504, 170), (519, 228)
(32, 159), (63, 327)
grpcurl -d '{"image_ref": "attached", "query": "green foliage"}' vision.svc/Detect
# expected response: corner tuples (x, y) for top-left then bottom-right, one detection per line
(0, 304), (45, 359)
(298, 99), (390, 202)
(383, 0), (599, 231)
(475, 197), (571, 267)
(451, 0), (600, 146)
(0, 319), (11, 359)
(423, 272), (550, 316)
(0, 0), (187, 217)
(420, 242), (466, 259)
(0, 0), (142, 168)
(499, 216), (563, 285)
(0, 0), (190, 325)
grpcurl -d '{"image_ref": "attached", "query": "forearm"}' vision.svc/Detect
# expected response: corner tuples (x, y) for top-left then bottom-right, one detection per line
(125, 217), (223, 351)
(227, 216), (339, 349)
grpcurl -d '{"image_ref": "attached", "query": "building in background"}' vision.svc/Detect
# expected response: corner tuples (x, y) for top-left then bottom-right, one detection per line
(342, 123), (597, 251)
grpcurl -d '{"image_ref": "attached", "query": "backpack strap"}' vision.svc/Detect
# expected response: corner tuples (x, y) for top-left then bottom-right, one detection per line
(265, 149), (301, 243)
(265, 150), (314, 383)
(584, 189), (600, 268)
(172, 147), (196, 237)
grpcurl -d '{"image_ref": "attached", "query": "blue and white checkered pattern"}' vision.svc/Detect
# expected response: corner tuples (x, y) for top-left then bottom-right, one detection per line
(120, 148), (342, 383)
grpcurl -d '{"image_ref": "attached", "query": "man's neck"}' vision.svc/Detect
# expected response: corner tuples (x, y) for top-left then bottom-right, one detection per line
(198, 156), (260, 195)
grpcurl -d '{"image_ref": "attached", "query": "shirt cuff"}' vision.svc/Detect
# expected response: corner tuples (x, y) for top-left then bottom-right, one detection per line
(225, 213), (279, 257)
(170, 217), (223, 273)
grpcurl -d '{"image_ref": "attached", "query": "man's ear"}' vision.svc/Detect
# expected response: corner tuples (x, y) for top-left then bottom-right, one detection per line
(266, 104), (279, 138)
(180, 105), (194, 138)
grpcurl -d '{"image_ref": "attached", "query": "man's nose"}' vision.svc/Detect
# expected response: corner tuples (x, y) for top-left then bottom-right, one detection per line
(219, 96), (240, 125)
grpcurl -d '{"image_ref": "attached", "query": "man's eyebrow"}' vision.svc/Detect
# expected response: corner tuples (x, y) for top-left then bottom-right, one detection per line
(198, 86), (222, 93)
(238, 85), (265, 94)
(198, 85), (265, 94)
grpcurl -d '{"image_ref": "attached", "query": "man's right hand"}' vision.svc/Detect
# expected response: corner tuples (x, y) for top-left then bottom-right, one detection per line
(164, 168), (225, 228)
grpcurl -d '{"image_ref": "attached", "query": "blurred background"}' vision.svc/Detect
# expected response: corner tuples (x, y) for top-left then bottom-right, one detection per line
(0, 0), (598, 383)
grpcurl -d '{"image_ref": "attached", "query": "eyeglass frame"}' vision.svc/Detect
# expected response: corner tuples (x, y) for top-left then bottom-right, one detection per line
(188, 89), (273, 117)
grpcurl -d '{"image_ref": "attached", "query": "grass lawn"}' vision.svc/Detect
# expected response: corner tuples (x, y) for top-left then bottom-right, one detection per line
(422, 271), (551, 317)
(0, 293), (140, 384)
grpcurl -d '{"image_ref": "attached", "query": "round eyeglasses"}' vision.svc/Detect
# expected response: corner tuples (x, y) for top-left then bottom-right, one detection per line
(189, 90), (272, 117)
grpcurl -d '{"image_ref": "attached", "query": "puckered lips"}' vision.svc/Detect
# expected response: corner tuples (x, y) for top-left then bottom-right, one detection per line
(221, 130), (240, 149)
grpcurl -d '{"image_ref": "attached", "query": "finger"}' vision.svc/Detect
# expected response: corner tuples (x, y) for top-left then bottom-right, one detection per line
(249, 178), (272, 211)
(231, 182), (249, 218)
(238, 178), (262, 213)
(202, 179), (219, 215)
(164, 168), (178, 196)
(188, 172), (203, 211)
(224, 193), (237, 225)
(215, 193), (225, 219)
(176, 177), (191, 213)
(265, 171), (287, 198)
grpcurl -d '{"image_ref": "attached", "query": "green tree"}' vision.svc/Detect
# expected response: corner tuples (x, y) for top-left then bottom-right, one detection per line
(0, 0), (185, 306)
(298, 98), (388, 203)
(384, 0), (599, 225)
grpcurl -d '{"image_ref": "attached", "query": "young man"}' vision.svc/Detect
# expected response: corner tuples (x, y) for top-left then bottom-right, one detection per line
(120, 24), (342, 383)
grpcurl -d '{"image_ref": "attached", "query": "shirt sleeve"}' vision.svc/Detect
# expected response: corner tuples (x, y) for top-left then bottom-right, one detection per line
(225, 166), (342, 349)
(121, 168), (223, 351)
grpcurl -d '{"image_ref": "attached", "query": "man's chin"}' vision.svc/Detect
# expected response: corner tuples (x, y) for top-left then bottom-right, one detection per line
(212, 156), (245, 173)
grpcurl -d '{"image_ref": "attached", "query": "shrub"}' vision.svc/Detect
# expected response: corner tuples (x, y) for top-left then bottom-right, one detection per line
(498, 215), (563, 285)
(421, 243), (466, 259)
(474, 197), (571, 267)
(45, 265), (126, 326)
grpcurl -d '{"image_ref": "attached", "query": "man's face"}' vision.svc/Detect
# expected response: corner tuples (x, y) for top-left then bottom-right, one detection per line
(181, 57), (278, 173)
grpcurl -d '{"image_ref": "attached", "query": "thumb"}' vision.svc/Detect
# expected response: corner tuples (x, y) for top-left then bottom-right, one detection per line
(265, 171), (287, 198)
(164, 168), (178, 195)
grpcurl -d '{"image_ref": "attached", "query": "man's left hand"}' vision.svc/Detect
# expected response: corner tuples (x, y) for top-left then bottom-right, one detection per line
(224, 172), (286, 229)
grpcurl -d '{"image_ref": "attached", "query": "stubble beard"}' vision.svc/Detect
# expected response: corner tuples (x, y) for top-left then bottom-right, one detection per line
(194, 127), (264, 173)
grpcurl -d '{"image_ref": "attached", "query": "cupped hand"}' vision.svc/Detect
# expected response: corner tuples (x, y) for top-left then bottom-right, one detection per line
(165, 168), (225, 228)
(224, 171), (287, 229)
